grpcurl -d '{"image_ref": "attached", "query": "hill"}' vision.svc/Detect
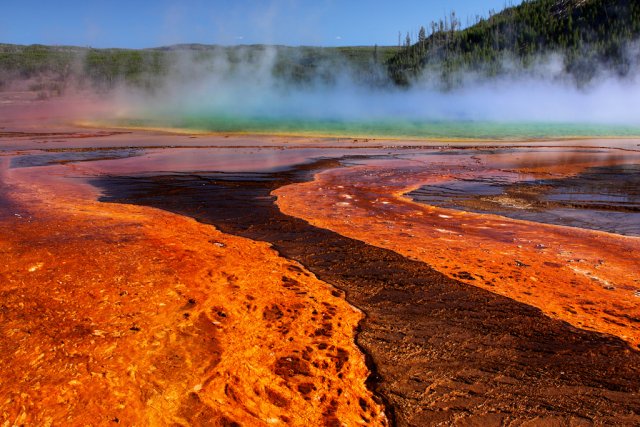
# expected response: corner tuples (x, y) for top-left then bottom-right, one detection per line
(0, 43), (400, 96)
(387, 0), (640, 85)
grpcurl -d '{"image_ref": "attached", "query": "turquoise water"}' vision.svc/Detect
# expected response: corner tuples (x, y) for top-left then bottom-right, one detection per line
(116, 116), (640, 140)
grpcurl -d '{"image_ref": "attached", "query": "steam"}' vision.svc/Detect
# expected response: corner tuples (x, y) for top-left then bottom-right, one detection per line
(106, 44), (640, 132)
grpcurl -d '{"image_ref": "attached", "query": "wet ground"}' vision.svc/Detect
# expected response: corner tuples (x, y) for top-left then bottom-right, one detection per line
(2, 92), (640, 425)
(96, 160), (640, 426)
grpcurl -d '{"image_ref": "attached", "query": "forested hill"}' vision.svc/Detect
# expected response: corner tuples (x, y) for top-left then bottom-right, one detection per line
(387, 0), (640, 85)
(0, 44), (399, 96)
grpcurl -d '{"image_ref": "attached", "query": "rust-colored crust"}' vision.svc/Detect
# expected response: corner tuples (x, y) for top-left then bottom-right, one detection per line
(0, 163), (386, 426)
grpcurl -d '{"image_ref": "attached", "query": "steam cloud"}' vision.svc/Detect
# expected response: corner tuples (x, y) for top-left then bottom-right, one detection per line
(107, 44), (640, 129)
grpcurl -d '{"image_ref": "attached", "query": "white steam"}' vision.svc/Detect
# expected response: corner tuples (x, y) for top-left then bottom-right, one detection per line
(109, 44), (640, 127)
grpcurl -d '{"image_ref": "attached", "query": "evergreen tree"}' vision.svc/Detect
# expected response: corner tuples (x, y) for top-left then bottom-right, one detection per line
(418, 26), (427, 43)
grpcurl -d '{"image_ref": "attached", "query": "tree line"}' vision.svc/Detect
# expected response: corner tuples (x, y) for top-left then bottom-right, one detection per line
(387, 0), (640, 86)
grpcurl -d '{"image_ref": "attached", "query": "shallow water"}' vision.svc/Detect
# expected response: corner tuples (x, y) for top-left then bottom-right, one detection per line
(10, 149), (143, 168)
(410, 164), (640, 236)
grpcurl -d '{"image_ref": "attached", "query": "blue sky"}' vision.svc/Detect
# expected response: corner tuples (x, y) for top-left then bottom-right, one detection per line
(1, 0), (518, 48)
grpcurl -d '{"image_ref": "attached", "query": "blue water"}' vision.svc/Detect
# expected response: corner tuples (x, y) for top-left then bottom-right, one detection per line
(116, 116), (640, 140)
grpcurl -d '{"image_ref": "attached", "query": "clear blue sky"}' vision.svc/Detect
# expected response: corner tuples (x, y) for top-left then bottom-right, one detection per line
(1, 0), (519, 48)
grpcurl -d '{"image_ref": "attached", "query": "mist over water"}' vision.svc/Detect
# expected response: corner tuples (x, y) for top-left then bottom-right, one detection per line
(107, 47), (640, 139)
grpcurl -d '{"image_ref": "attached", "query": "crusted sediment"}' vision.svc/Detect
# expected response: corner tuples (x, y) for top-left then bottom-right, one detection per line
(0, 162), (386, 426)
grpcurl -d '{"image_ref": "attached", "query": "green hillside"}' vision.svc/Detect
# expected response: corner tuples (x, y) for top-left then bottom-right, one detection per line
(5, 0), (637, 94)
(0, 43), (400, 93)
(388, 0), (640, 85)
